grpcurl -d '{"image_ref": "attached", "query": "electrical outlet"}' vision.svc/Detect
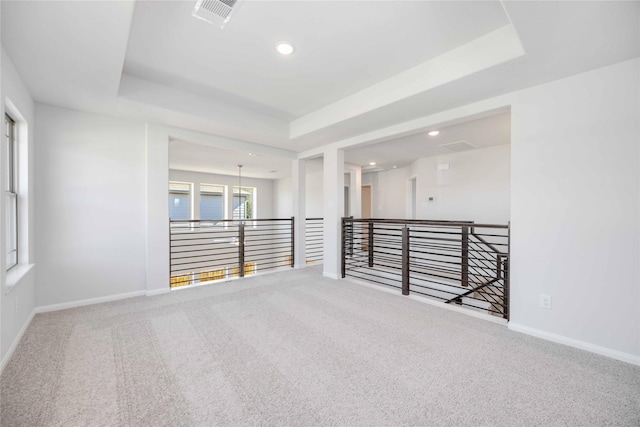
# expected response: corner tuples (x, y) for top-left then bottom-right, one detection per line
(539, 294), (552, 310)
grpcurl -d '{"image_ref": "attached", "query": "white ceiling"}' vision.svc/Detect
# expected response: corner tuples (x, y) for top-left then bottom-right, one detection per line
(345, 110), (511, 173)
(125, 1), (508, 119)
(170, 139), (294, 179)
(171, 109), (511, 179)
(1, 1), (638, 160)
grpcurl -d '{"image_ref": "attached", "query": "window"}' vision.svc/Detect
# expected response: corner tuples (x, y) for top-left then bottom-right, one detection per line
(169, 182), (191, 221)
(5, 114), (17, 270)
(170, 273), (192, 288)
(232, 262), (256, 277)
(199, 269), (225, 283)
(200, 184), (225, 221)
(233, 186), (255, 220)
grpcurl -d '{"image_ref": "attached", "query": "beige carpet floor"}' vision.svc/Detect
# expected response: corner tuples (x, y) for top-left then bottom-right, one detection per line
(2, 267), (639, 426)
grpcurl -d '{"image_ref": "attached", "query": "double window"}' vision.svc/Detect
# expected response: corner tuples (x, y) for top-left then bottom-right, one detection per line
(5, 114), (17, 270)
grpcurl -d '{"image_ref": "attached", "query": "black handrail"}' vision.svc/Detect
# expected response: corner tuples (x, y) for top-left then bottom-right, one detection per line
(305, 217), (324, 265)
(169, 217), (294, 288)
(342, 217), (510, 319)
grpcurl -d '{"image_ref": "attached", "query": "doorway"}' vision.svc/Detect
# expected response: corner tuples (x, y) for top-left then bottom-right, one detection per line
(361, 185), (372, 218)
(408, 177), (417, 219)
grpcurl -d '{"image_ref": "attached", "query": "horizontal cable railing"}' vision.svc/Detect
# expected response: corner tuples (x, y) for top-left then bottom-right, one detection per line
(170, 218), (294, 289)
(305, 217), (324, 265)
(342, 218), (510, 319)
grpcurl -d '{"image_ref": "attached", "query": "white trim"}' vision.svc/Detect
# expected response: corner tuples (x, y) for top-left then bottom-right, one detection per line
(323, 271), (339, 280)
(5, 263), (35, 293)
(146, 288), (171, 297)
(35, 290), (147, 314)
(344, 277), (507, 326)
(508, 322), (640, 366)
(1, 309), (35, 375)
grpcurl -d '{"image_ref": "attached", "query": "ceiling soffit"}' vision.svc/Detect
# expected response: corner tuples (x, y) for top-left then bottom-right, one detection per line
(119, 1), (517, 145)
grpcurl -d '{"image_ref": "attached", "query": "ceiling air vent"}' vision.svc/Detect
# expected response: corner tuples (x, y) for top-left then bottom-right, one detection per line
(438, 140), (477, 153)
(192, 0), (243, 29)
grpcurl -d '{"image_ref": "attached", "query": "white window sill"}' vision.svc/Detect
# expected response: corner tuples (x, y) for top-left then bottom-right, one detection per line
(6, 263), (35, 294)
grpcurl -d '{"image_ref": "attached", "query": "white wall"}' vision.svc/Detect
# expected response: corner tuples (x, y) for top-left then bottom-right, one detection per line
(1, 48), (36, 366)
(274, 177), (292, 218)
(169, 170), (275, 219)
(363, 145), (510, 223)
(35, 104), (148, 307)
(414, 144), (510, 224)
(274, 167), (324, 218)
(509, 58), (639, 360)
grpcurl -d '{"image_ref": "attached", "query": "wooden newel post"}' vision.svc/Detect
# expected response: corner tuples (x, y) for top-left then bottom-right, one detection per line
(402, 226), (410, 296)
(461, 225), (469, 288)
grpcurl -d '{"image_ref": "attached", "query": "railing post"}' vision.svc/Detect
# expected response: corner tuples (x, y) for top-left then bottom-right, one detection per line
(348, 216), (354, 256)
(341, 218), (346, 278)
(290, 216), (295, 268)
(503, 257), (510, 320)
(504, 221), (511, 320)
(368, 221), (374, 268)
(402, 226), (410, 296)
(239, 221), (245, 277)
(461, 225), (469, 287)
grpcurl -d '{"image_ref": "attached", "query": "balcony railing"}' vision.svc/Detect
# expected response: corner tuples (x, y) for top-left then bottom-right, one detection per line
(170, 218), (294, 288)
(305, 217), (324, 265)
(341, 218), (510, 319)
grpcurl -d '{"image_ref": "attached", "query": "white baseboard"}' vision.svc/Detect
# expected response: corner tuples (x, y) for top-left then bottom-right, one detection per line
(35, 290), (147, 314)
(345, 277), (507, 326)
(1, 310), (36, 375)
(323, 271), (339, 280)
(508, 322), (640, 366)
(146, 288), (170, 297)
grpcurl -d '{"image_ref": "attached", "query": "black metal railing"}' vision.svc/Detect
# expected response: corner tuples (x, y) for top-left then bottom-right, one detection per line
(170, 218), (294, 288)
(341, 218), (510, 319)
(305, 217), (324, 264)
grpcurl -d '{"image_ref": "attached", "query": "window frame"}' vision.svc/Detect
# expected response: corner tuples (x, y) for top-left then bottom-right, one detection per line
(5, 113), (18, 271)
(232, 185), (256, 220)
(169, 181), (193, 223)
(199, 183), (226, 223)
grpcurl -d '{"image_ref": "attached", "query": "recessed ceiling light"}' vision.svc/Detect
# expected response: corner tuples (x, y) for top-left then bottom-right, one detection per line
(428, 130), (440, 136)
(276, 41), (294, 55)
(369, 162), (376, 166)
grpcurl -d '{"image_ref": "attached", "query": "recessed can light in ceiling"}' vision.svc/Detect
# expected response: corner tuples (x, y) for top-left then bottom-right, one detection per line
(276, 41), (294, 55)
(369, 162), (376, 166)
(428, 130), (440, 136)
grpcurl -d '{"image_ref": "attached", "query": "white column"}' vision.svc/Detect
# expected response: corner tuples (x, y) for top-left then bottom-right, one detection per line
(323, 147), (344, 279)
(292, 159), (306, 268)
(145, 124), (170, 296)
(347, 165), (362, 219)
